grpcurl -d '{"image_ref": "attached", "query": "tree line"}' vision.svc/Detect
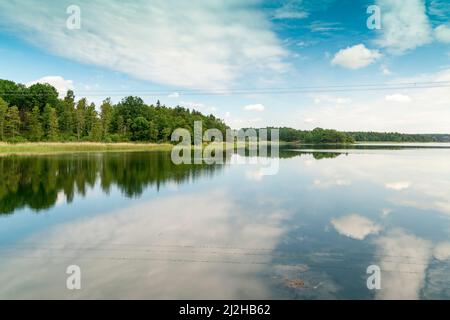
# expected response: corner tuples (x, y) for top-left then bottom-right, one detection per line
(345, 131), (450, 142)
(252, 127), (355, 144)
(0, 79), (228, 143)
(2, 78), (448, 144)
(253, 127), (450, 144)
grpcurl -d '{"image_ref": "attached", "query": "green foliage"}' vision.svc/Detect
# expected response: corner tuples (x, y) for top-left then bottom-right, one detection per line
(100, 98), (113, 139)
(253, 127), (355, 144)
(5, 106), (21, 139)
(346, 131), (450, 142)
(26, 106), (43, 141)
(1, 78), (447, 145)
(0, 79), (229, 144)
(0, 97), (8, 141)
(42, 104), (59, 141)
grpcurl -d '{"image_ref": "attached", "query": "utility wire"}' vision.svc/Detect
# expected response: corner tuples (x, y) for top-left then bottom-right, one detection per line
(1, 81), (449, 96)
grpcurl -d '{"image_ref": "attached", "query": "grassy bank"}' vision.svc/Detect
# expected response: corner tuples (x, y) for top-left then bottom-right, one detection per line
(0, 141), (290, 155)
(0, 142), (174, 155)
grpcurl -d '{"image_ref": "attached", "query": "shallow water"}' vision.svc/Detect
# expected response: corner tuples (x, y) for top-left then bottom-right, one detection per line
(0, 145), (449, 299)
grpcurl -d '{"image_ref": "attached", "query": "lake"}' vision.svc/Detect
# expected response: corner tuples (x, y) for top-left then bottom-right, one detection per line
(0, 145), (449, 299)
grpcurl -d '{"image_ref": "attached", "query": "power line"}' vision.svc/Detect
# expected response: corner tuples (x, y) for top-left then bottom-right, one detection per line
(0, 252), (430, 275)
(0, 242), (445, 264)
(1, 81), (449, 97)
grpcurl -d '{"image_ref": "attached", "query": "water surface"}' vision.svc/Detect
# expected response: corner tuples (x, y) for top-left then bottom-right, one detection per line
(0, 145), (449, 299)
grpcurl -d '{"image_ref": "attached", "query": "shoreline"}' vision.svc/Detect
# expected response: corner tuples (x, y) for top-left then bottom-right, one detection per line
(1, 141), (447, 156)
(0, 142), (174, 155)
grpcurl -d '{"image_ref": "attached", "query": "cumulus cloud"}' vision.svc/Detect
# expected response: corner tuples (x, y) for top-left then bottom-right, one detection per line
(385, 94), (412, 103)
(244, 104), (265, 112)
(331, 44), (381, 69)
(0, 0), (288, 90)
(330, 214), (382, 240)
(435, 24), (450, 43)
(26, 76), (74, 98)
(375, 0), (432, 54)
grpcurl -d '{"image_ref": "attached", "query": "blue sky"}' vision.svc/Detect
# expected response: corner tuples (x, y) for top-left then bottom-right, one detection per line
(0, 0), (449, 132)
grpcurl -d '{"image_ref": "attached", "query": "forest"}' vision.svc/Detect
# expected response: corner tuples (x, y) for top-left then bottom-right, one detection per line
(0, 79), (228, 143)
(1, 78), (448, 145)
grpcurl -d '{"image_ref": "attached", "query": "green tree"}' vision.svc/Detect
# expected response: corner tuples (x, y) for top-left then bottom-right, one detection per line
(89, 118), (103, 141)
(6, 106), (21, 139)
(27, 83), (59, 111)
(75, 98), (87, 140)
(0, 98), (8, 141)
(85, 103), (97, 137)
(43, 104), (59, 141)
(27, 106), (43, 141)
(148, 121), (159, 142)
(58, 90), (76, 137)
(131, 116), (150, 141)
(100, 98), (113, 139)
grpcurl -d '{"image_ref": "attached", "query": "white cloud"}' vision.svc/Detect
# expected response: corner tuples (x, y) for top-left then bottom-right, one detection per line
(309, 21), (342, 33)
(227, 117), (262, 129)
(385, 181), (411, 191)
(375, 0), (432, 54)
(385, 94), (412, 103)
(296, 68), (450, 133)
(313, 178), (351, 189)
(168, 92), (180, 98)
(381, 208), (393, 217)
(273, 0), (309, 20)
(331, 44), (381, 69)
(330, 214), (382, 240)
(244, 104), (265, 112)
(435, 24), (450, 43)
(381, 65), (392, 76)
(312, 95), (351, 105)
(180, 101), (217, 114)
(375, 230), (432, 299)
(0, 190), (288, 299)
(26, 76), (74, 98)
(433, 242), (450, 261)
(0, 0), (288, 90)
(245, 170), (264, 182)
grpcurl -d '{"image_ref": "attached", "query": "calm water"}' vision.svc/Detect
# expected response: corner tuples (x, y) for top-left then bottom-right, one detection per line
(0, 145), (449, 299)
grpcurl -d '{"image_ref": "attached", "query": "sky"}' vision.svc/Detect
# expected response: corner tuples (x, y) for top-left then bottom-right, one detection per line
(0, 0), (449, 133)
